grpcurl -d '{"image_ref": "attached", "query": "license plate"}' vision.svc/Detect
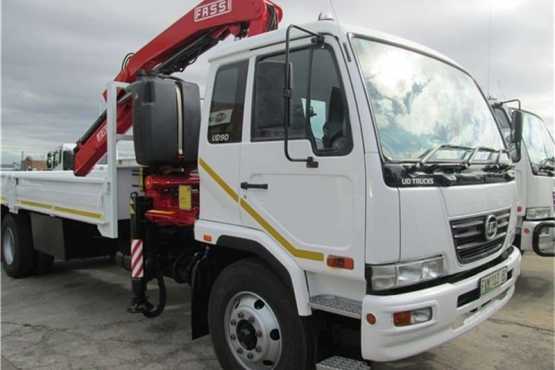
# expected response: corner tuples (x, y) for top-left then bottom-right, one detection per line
(480, 267), (508, 296)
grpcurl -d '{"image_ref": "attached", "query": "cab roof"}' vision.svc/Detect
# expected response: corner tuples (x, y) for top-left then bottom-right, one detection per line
(208, 20), (463, 71)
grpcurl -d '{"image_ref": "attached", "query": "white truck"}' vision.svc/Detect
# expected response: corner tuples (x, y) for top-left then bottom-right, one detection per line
(46, 143), (76, 171)
(491, 101), (554, 257)
(1, 3), (521, 369)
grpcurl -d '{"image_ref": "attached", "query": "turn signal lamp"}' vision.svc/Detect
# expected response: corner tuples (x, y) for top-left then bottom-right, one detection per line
(393, 307), (432, 327)
(327, 255), (354, 270)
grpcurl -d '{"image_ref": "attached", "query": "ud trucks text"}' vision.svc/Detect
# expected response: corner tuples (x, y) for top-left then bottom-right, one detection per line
(491, 101), (554, 257)
(1, 1), (522, 369)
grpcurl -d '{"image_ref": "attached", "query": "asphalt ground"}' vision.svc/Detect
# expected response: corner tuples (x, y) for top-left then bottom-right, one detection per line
(1, 253), (554, 370)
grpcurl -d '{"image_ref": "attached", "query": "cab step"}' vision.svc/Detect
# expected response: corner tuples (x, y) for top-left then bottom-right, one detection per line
(309, 295), (362, 319)
(316, 356), (371, 370)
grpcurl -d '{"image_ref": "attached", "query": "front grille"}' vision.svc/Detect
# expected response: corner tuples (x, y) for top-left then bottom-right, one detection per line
(450, 209), (511, 264)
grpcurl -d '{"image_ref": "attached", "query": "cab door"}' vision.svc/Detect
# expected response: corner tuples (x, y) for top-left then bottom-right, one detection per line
(239, 38), (366, 276)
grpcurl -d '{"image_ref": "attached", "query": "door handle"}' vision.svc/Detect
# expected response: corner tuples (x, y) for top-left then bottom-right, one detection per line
(241, 182), (269, 190)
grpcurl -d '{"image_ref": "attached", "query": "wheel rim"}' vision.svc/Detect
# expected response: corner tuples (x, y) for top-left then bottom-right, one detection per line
(3, 227), (15, 266)
(225, 291), (282, 370)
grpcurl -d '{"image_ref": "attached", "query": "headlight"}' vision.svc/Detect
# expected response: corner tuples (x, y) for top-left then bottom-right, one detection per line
(369, 256), (445, 291)
(526, 207), (552, 220)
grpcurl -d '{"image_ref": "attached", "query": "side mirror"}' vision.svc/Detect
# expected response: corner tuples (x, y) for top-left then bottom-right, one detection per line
(282, 24), (322, 169)
(511, 110), (523, 162)
(532, 221), (555, 257)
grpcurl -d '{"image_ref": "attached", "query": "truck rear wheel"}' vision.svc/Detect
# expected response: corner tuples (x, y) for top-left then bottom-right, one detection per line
(208, 258), (313, 370)
(1, 214), (35, 278)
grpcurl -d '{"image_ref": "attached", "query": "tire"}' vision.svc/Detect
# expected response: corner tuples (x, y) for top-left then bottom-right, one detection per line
(208, 258), (314, 370)
(34, 251), (54, 274)
(1, 214), (35, 278)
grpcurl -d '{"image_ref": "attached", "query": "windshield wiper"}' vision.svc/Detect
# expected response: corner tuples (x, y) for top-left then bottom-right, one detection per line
(465, 146), (509, 165)
(466, 147), (513, 173)
(419, 144), (474, 165)
(398, 144), (474, 174)
(412, 145), (513, 174)
(536, 158), (555, 174)
(540, 157), (555, 167)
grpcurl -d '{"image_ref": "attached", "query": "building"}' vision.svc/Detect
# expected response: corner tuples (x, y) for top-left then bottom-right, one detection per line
(21, 158), (47, 171)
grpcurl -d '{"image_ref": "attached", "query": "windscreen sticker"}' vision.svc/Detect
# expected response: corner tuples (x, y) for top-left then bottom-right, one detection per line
(209, 109), (233, 126)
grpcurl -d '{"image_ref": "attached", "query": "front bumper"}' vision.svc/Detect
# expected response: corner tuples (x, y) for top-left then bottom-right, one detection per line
(361, 247), (521, 362)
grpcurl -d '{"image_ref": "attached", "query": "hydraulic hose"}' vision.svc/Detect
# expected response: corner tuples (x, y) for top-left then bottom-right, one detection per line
(142, 273), (167, 318)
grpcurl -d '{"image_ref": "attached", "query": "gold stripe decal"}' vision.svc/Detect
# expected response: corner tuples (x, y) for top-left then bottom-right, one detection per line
(53, 206), (103, 220)
(18, 200), (104, 220)
(19, 199), (52, 209)
(199, 158), (324, 262)
(240, 198), (324, 261)
(199, 158), (239, 202)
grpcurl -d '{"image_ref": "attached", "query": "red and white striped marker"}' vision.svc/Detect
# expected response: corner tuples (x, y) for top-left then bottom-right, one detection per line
(131, 239), (144, 279)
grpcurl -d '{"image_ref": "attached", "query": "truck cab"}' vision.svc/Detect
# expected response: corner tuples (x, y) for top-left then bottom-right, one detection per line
(194, 21), (521, 363)
(46, 143), (76, 171)
(491, 104), (554, 256)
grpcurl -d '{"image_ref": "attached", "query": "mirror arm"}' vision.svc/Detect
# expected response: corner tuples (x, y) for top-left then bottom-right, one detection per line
(497, 98), (521, 111)
(492, 98), (521, 111)
(283, 24), (320, 169)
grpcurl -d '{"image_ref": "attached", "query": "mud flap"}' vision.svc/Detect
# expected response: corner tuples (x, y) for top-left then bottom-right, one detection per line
(191, 250), (213, 339)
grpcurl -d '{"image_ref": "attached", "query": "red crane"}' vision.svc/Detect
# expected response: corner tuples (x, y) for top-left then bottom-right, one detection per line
(73, 0), (283, 176)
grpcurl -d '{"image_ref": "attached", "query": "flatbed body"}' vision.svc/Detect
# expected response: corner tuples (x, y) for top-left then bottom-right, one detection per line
(1, 161), (139, 238)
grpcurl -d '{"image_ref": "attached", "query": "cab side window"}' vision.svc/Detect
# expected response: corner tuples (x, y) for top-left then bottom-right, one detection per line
(208, 61), (248, 144)
(252, 46), (352, 156)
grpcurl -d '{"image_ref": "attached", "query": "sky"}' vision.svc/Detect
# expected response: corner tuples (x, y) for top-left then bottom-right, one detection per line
(1, 0), (553, 164)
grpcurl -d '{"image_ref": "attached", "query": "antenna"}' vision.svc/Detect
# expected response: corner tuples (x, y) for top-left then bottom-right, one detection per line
(496, 79), (505, 100)
(328, 0), (340, 23)
(487, 0), (493, 99)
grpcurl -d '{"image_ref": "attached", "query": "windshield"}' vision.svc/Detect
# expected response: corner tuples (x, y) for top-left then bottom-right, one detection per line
(351, 37), (505, 162)
(521, 112), (555, 168)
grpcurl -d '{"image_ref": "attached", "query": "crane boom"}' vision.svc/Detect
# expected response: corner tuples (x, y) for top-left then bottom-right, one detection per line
(73, 0), (282, 176)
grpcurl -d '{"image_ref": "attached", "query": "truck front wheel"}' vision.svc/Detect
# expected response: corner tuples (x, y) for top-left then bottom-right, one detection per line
(208, 258), (313, 370)
(1, 214), (35, 278)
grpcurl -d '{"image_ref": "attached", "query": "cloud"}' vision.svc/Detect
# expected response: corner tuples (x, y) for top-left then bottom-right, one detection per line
(1, 0), (553, 163)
